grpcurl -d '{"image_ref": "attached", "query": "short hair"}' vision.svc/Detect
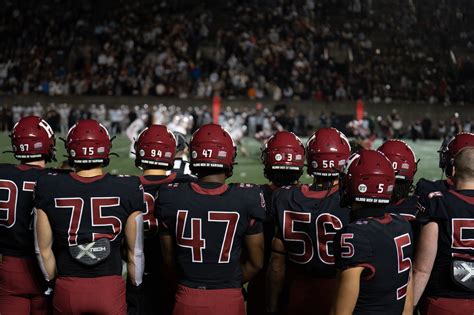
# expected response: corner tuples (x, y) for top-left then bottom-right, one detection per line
(454, 147), (474, 181)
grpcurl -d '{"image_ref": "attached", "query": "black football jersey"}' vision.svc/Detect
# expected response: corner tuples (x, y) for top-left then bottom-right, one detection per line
(139, 173), (196, 275)
(0, 164), (48, 257)
(272, 185), (350, 277)
(415, 178), (453, 212)
(386, 196), (419, 221)
(260, 183), (280, 265)
(156, 182), (266, 289)
(34, 172), (145, 278)
(422, 189), (474, 299)
(334, 212), (413, 315)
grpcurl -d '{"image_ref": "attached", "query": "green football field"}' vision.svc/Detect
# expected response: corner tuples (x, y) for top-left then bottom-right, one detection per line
(0, 133), (445, 184)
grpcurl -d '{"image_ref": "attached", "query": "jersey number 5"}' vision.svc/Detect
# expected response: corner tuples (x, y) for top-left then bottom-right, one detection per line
(55, 197), (121, 246)
(394, 233), (412, 300)
(451, 218), (474, 259)
(176, 210), (240, 263)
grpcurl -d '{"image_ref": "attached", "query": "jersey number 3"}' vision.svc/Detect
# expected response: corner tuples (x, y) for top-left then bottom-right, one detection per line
(176, 210), (240, 263)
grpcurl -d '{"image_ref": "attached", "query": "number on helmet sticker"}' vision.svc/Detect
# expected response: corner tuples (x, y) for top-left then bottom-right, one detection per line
(150, 149), (162, 158)
(287, 153), (293, 161)
(202, 149), (213, 158)
(392, 162), (398, 170)
(322, 160), (335, 168)
(82, 147), (95, 155)
(19, 144), (29, 152)
(377, 183), (385, 193)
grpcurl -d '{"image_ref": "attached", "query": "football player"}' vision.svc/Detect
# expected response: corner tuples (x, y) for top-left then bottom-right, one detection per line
(412, 147), (474, 314)
(378, 139), (419, 220)
(169, 131), (194, 178)
(34, 119), (145, 314)
(0, 116), (55, 315)
(266, 128), (351, 315)
(247, 131), (305, 315)
(127, 125), (196, 315)
(332, 150), (414, 315)
(155, 123), (265, 315)
(415, 132), (474, 210)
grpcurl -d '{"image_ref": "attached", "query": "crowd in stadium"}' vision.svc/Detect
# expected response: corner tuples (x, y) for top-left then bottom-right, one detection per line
(1, 0), (474, 103)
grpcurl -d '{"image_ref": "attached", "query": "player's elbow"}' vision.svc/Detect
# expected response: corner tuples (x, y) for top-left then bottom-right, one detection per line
(249, 255), (264, 272)
(413, 263), (432, 277)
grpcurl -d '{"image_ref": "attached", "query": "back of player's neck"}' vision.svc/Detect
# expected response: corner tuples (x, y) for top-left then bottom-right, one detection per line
(143, 169), (167, 176)
(455, 180), (474, 191)
(312, 178), (338, 189)
(22, 160), (45, 168)
(199, 174), (226, 184)
(75, 167), (104, 178)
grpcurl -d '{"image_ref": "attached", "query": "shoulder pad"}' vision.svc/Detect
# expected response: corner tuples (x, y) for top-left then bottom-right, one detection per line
(235, 183), (256, 189)
(353, 219), (370, 225)
(45, 168), (72, 174)
(166, 182), (180, 189)
(428, 191), (443, 199)
(44, 170), (65, 177)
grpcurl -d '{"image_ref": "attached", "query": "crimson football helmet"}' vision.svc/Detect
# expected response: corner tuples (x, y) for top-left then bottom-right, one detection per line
(306, 128), (351, 177)
(134, 125), (176, 169)
(340, 150), (395, 206)
(441, 132), (474, 177)
(189, 124), (236, 177)
(66, 119), (112, 166)
(261, 131), (305, 185)
(378, 139), (417, 181)
(262, 131), (305, 171)
(10, 116), (56, 162)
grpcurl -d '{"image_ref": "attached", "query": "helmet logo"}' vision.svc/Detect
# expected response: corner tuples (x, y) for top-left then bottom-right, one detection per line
(39, 119), (54, 139)
(275, 153), (283, 161)
(296, 154), (302, 161)
(358, 184), (368, 193)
